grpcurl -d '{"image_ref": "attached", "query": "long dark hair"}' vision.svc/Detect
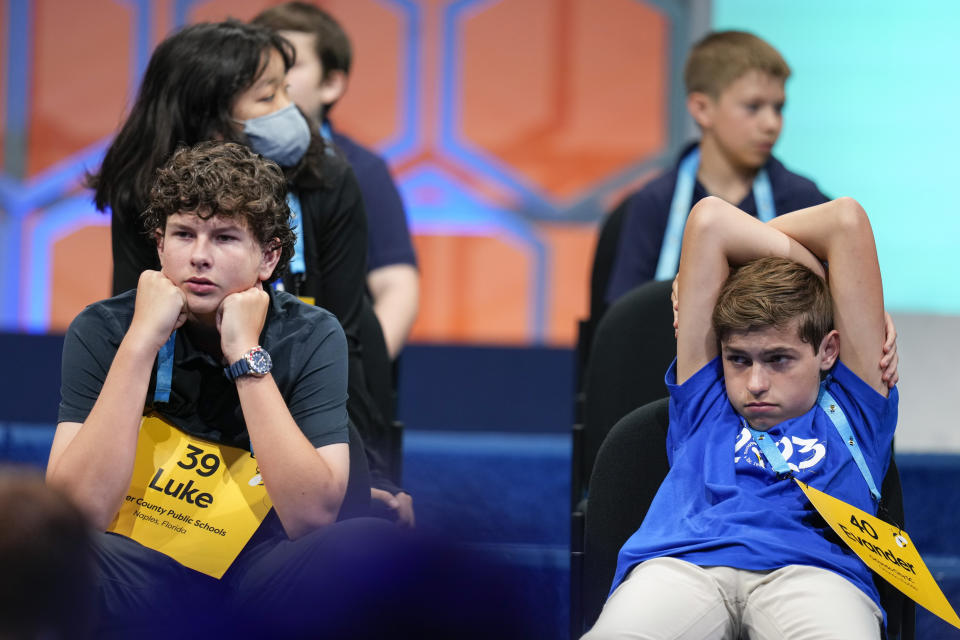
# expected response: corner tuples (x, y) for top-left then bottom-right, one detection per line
(90, 19), (327, 223)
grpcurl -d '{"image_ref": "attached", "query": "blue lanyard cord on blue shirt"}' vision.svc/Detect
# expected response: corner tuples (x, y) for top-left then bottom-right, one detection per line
(655, 147), (776, 281)
(745, 382), (882, 503)
(272, 191), (306, 295)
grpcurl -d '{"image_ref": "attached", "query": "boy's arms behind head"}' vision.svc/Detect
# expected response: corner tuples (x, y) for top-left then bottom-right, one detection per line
(676, 197), (824, 384)
(677, 196), (888, 396)
(767, 198), (888, 396)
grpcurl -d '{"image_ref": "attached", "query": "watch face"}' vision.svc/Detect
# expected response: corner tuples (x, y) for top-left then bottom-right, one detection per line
(246, 347), (272, 375)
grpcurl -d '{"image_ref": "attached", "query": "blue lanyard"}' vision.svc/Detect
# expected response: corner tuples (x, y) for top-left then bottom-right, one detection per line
(271, 191), (304, 294)
(744, 384), (881, 502)
(818, 389), (881, 502)
(154, 331), (176, 403)
(151, 330), (257, 455)
(655, 147), (776, 281)
(319, 121), (337, 157)
(271, 191), (307, 295)
(287, 191), (305, 276)
(746, 424), (792, 476)
(320, 121), (333, 142)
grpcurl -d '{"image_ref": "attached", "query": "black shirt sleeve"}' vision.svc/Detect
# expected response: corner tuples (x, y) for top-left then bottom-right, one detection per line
(279, 308), (351, 449)
(58, 298), (133, 424)
(293, 160), (368, 347)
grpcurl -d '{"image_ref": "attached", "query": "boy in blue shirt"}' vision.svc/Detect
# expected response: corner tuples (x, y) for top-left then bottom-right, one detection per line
(606, 31), (828, 304)
(585, 195), (896, 639)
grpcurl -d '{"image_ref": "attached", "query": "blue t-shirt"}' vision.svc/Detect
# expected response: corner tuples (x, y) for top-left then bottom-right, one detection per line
(329, 127), (418, 273)
(605, 144), (828, 303)
(612, 357), (898, 612)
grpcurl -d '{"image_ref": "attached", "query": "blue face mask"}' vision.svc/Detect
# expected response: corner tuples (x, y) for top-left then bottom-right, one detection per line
(242, 103), (311, 167)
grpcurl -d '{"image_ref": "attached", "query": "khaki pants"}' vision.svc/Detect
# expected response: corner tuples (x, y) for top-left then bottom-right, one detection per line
(583, 557), (882, 640)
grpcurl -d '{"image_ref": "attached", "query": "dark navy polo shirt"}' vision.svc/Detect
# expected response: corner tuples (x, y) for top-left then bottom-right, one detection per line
(58, 288), (349, 451)
(605, 144), (829, 303)
(329, 127), (418, 272)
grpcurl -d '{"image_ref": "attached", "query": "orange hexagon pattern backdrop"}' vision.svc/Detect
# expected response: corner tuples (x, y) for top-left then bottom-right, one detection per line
(0, 0), (680, 345)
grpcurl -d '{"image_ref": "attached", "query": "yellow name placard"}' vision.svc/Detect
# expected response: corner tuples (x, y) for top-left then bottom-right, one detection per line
(796, 479), (960, 630)
(107, 415), (273, 579)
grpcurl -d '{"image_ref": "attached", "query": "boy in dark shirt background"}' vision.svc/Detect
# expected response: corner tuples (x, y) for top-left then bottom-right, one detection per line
(606, 31), (828, 304)
(254, 1), (420, 364)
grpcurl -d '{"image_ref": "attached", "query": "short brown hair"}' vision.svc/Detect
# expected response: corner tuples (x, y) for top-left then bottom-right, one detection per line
(253, 2), (352, 78)
(143, 141), (295, 280)
(684, 30), (790, 98)
(712, 257), (832, 352)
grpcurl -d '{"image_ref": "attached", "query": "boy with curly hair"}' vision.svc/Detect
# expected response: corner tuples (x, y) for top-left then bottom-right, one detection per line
(49, 142), (389, 634)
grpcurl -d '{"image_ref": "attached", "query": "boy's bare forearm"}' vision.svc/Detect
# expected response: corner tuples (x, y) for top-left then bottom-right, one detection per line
(48, 271), (188, 528)
(237, 376), (347, 539)
(768, 197), (887, 394)
(218, 286), (348, 538)
(766, 197), (867, 264)
(46, 334), (158, 529)
(368, 264), (419, 360)
(676, 197), (819, 382)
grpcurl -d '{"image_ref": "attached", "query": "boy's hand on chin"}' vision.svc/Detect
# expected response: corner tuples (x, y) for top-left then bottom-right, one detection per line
(218, 281), (269, 362)
(130, 270), (187, 350)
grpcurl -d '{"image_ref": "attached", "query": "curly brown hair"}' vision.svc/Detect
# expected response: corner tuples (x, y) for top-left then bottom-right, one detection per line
(143, 141), (295, 280)
(712, 257), (833, 353)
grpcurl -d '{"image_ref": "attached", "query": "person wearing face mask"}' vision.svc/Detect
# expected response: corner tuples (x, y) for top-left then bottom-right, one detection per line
(253, 3), (419, 365)
(90, 19), (410, 527)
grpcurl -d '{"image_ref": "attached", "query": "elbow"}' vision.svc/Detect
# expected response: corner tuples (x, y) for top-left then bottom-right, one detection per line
(281, 482), (346, 540)
(687, 196), (728, 231)
(828, 197), (877, 259)
(45, 467), (116, 531)
(88, 511), (117, 532)
(314, 488), (346, 531)
(50, 484), (114, 531)
(283, 504), (340, 541)
(683, 196), (730, 244)
(831, 196), (872, 236)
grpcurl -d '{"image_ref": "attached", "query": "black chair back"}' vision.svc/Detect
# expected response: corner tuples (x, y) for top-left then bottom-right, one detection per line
(576, 201), (630, 388)
(577, 279), (675, 502)
(581, 398), (669, 627)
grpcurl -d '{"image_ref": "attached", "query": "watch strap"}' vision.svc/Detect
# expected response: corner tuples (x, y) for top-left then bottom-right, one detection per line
(224, 357), (251, 381)
(224, 346), (271, 381)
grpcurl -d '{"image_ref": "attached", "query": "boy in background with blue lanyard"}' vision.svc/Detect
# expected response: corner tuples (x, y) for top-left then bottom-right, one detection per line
(253, 2), (420, 364)
(253, 3), (417, 527)
(585, 195), (896, 639)
(605, 31), (828, 304)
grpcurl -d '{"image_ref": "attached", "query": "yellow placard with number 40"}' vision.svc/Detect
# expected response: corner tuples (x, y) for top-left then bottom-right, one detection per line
(796, 479), (960, 630)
